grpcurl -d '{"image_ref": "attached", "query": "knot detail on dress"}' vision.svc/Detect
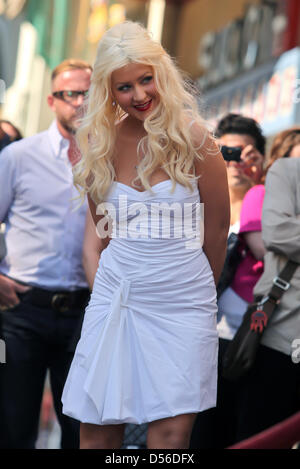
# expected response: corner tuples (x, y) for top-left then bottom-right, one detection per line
(82, 277), (131, 416)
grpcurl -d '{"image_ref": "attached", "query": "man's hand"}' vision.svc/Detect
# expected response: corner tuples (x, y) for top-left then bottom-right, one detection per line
(0, 275), (31, 309)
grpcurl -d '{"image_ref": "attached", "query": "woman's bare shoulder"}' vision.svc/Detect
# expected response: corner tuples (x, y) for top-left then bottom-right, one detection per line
(189, 123), (221, 166)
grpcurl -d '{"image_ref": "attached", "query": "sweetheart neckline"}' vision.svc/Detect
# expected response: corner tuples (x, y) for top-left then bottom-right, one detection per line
(112, 179), (172, 194)
(112, 179), (198, 195)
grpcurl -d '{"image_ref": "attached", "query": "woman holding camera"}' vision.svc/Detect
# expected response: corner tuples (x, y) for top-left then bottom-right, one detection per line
(190, 113), (266, 449)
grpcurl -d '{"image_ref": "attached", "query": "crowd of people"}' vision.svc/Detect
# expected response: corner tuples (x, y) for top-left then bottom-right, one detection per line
(190, 117), (300, 449)
(0, 21), (299, 450)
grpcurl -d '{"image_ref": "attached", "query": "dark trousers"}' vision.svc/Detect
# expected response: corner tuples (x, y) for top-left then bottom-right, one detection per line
(235, 343), (300, 443)
(190, 339), (300, 449)
(0, 293), (86, 449)
(190, 338), (232, 449)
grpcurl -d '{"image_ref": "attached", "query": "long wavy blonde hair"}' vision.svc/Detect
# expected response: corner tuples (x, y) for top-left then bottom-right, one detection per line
(73, 21), (214, 204)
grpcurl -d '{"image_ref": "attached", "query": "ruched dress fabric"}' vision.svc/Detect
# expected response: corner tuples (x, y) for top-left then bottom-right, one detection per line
(62, 179), (218, 425)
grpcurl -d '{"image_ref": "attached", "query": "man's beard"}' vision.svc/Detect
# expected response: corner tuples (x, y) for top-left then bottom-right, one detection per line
(58, 115), (80, 135)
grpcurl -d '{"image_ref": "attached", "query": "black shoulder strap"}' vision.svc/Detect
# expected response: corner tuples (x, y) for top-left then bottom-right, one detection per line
(267, 260), (299, 304)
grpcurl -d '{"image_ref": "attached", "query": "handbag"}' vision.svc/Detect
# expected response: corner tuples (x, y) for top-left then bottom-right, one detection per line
(217, 232), (247, 299)
(222, 259), (299, 382)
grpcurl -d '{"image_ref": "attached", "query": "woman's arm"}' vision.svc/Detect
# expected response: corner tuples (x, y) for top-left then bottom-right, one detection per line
(83, 195), (110, 290)
(261, 158), (300, 261)
(239, 185), (266, 260)
(243, 231), (266, 260)
(195, 132), (230, 285)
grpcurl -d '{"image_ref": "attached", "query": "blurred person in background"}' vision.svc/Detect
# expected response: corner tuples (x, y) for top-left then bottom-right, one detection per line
(0, 119), (22, 151)
(265, 126), (300, 167)
(232, 127), (300, 442)
(211, 124), (300, 448)
(0, 120), (23, 261)
(0, 59), (92, 449)
(235, 154), (300, 442)
(190, 113), (266, 449)
(216, 113), (265, 234)
(216, 114), (266, 350)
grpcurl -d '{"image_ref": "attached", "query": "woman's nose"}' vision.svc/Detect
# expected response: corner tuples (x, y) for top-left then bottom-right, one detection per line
(133, 85), (146, 102)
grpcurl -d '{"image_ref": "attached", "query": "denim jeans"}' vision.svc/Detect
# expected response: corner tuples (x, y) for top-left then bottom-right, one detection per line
(0, 293), (86, 449)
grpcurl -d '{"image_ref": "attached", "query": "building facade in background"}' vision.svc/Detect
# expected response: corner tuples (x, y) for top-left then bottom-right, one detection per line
(175, 0), (300, 138)
(0, 0), (299, 139)
(0, 0), (149, 135)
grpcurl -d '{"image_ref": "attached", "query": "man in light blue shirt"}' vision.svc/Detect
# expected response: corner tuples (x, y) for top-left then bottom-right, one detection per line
(0, 59), (92, 449)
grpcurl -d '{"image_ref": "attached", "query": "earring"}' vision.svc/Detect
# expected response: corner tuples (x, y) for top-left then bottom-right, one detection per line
(112, 101), (116, 107)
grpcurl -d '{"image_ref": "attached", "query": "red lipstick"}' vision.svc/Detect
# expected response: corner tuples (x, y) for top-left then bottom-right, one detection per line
(134, 100), (152, 112)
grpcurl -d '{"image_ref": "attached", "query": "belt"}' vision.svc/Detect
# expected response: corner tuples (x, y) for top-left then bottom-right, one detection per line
(19, 287), (90, 314)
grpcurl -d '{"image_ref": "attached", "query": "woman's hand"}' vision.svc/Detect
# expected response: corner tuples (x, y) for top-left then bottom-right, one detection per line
(239, 144), (264, 184)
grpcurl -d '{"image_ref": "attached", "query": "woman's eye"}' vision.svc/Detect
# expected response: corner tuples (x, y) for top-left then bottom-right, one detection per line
(142, 76), (153, 84)
(117, 85), (130, 92)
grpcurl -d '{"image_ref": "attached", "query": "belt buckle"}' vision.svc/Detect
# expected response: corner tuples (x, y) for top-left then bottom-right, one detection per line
(51, 293), (70, 313)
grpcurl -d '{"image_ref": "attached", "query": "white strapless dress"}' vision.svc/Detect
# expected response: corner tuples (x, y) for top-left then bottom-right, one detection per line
(62, 179), (218, 425)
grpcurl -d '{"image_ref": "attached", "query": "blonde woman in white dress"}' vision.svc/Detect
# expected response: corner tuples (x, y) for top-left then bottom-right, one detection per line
(62, 21), (230, 449)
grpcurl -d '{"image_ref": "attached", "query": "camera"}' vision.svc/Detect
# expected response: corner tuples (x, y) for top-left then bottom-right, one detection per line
(221, 145), (242, 162)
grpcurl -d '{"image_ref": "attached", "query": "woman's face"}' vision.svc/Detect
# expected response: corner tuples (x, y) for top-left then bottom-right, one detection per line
(111, 63), (159, 121)
(218, 133), (264, 189)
